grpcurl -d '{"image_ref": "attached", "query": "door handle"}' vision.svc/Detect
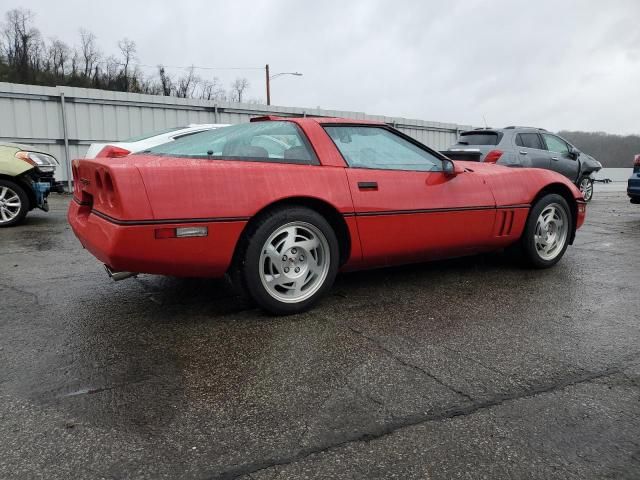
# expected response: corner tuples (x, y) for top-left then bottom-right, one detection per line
(551, 157), (559, 161)
(358, 181), (378, 191)
(519, 151), (528, 155)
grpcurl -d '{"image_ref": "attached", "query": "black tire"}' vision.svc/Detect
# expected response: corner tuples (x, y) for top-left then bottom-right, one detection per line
(577, 175), (594, 202)
(236, 206), (340, 315)
(520, 193), (572, 269)
(0, 179), (29, 228)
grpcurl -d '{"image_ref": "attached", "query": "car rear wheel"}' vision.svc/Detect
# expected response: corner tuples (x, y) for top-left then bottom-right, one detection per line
(0, 179), (29, 228)
(238, 207), (339, 315)
(520, 194), (572, 268)
(578, 176), (594, 202)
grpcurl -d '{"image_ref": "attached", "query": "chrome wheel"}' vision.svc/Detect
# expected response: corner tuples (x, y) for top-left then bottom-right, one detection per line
(534, 203), (568, 261)
(579, 177), (593, 202)
(259, 221), (330, 304)
(0, 186), (22, 224)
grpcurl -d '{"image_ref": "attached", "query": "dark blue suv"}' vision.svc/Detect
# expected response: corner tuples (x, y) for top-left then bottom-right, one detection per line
(629, 155), (640, 204)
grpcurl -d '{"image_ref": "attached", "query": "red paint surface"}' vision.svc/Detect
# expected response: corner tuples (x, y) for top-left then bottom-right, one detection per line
(68, 117), (586, 277)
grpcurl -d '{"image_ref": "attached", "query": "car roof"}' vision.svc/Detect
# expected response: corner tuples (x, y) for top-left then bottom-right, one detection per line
(461, 126), (548, 134)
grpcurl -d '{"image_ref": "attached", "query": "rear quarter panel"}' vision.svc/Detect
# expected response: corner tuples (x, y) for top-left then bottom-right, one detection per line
(133, 157), (355, 219)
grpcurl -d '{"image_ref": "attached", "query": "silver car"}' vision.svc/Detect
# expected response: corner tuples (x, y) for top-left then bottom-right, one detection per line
(443, 127), (602, 202)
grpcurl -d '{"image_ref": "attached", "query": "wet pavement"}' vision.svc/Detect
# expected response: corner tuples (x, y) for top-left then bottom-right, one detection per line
(1, 192), (639, 479)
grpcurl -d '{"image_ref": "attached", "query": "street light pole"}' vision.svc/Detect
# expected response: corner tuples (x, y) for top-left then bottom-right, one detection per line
(265, 64), (302, 106)
(265, 64), (271, 106)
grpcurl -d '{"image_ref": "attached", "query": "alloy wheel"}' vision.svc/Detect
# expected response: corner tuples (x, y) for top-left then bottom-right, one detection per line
(0, 186), (22, 224)
(579, 177), (593, 202)
(259, 221), (330, 303)
(534, 203), (569, 261)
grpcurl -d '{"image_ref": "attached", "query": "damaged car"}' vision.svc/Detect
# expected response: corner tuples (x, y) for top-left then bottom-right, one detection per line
(0, 142), (63, 227)
(442, 127), (602, 202)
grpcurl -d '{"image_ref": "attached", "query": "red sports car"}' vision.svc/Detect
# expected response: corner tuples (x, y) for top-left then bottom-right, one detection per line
(68, 117), (586, 314)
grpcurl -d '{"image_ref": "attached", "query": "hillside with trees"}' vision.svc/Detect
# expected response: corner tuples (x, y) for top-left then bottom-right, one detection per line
(558, 131), (640, 168)
(0, 7), (253, 101)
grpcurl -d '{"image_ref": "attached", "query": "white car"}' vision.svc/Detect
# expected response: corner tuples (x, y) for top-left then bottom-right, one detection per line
(84, 124), (230, 158)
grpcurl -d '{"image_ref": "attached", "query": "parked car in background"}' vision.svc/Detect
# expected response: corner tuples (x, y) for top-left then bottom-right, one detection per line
(69, 116), (586, 314)
(0, 142), (63, 227)
(442, 127), (602, 202)
(628, 154), (640, 204)
(84, 124), (230, 159)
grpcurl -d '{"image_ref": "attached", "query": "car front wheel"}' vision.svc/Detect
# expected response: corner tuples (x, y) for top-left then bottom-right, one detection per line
(238, 207), (339, 315)
(0, 179), (29, 227)
(520, 194), (572, 268)
(578, 176), (594, 202)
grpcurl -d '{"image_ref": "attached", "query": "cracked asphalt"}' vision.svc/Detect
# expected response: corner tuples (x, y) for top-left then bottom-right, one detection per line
(1, 191), (639, 479)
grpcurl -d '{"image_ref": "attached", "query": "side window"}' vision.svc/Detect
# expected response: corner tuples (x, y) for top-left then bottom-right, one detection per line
(516, 133), (544, 150)
(542, 134), (569, 155)
(324, 126), (443, 172)
(146, 121), (318, 165)
(250, 135), (303, 159)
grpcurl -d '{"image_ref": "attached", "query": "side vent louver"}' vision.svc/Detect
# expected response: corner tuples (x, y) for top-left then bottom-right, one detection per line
(497, 210), (515, 237)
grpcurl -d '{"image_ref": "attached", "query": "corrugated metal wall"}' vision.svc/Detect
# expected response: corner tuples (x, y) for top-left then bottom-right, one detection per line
(0, 82), (472, 182)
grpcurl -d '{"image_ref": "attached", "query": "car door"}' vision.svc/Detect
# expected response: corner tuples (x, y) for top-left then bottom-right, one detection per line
(323, 125), (497, 267)
(514, 132), (550, 169)
(541, 133), (580, 181)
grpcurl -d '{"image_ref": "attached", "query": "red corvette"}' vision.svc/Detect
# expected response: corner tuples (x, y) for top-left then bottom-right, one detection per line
(69, 117), (586, 314)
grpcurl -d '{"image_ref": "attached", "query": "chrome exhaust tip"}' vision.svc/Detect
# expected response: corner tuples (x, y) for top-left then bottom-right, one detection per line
(104, 265), (138, 281)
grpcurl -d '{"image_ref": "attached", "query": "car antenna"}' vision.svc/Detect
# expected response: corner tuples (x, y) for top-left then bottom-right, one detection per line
(482, 115), (489, 128)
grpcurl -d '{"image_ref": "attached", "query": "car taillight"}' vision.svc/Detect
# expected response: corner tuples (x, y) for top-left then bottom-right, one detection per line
(96, 146), (131, 158)
(484, 150), (503, 163)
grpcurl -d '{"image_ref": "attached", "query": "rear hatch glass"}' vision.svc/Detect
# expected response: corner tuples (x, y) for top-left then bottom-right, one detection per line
(457, 132), (501, 146)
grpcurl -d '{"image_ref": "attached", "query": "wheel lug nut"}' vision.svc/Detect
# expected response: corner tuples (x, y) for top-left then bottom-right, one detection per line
(294, 267), (300, 273)
(300, 255), (304, 261)
(284, 267), (290, 273)
(282, 255), (287, 261)
(291, 248), (297, 254)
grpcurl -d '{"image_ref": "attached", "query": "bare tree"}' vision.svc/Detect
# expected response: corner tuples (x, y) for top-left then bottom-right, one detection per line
(230, 77), (249, 103)
(48, 38), (69, 76)
(117, 37), (136, 91)
(200, 77), (226, 101)
(103, 55), (119, 83)
(79, 28), (99, 78)
(157, 65), (173, 95)
(1, 8), (40, 81)
(175, 66), (199, 98)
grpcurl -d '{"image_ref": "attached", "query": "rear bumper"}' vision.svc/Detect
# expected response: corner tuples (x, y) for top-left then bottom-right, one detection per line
(67, 200), (246, 278)
(628, 174), (640, 199)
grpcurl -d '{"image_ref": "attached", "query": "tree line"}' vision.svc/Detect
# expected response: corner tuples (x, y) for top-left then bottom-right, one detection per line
(0, 7), (254, 102)
(558, 131), (640, 168)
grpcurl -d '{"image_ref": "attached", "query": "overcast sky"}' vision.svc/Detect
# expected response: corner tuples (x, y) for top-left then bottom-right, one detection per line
(11, 0), (640, 134)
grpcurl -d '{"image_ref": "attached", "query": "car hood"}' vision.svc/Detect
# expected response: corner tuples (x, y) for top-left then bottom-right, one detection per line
(580, 153), (602, 171)
(0, 142), (52, 156)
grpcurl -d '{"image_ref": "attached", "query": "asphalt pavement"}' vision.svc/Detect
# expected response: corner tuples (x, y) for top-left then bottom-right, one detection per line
(1, 191), (638, 479)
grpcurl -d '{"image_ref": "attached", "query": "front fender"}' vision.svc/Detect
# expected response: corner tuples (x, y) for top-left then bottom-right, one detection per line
(0, 145), (32, 176)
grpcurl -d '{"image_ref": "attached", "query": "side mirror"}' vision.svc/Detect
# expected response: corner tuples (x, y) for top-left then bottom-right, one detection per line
(569, 146), (580, 159)
(443, 159), (464, 177)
